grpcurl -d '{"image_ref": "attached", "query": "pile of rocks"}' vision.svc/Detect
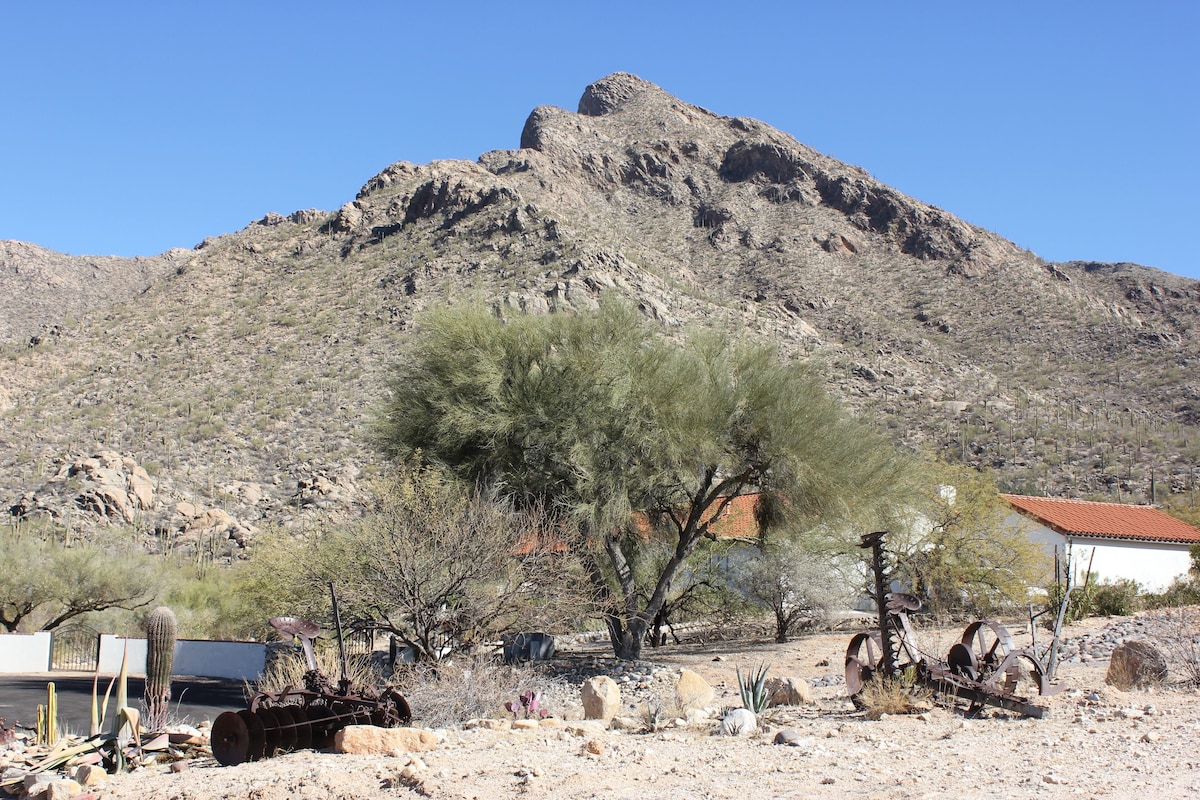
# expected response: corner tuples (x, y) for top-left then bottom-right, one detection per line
(1057, 608), (1199, 675)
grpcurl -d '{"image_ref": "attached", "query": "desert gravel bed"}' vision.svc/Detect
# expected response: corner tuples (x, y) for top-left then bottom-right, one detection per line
(17, 609), (1200, 799)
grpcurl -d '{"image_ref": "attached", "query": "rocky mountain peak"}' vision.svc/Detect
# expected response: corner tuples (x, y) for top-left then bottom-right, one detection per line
(577, 72), (661, 116)
(1, 73), (1198, 550)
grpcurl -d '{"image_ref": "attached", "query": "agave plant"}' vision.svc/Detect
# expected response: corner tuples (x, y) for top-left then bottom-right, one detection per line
(736, 663), (771, 715)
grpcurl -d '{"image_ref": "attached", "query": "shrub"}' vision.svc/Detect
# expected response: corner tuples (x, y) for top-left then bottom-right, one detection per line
(1141, 576), (1200, 610)
(396, 654), (568, 728)
(1092, 579), (1140, 617)
(1045, 576), (1139, 624)
(856, 668), (931, 720)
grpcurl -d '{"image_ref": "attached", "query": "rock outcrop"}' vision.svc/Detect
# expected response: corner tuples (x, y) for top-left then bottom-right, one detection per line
(10, 450), (157, 525)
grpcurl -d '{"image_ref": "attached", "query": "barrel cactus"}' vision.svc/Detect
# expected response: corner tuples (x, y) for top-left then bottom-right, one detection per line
(143, 606), (177, 732)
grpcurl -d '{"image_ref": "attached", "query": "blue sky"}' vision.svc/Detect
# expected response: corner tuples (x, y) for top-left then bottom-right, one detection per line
(3, 1), (1197, 279)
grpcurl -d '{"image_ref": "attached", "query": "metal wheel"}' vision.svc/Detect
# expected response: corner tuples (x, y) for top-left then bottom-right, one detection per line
(255, 707), (284, 757)
(286, 705), (313, 750)
(959, 621), (1016, 680)
(989, 650), (1050, 697)
(271, 705), (299, 752)
(305, 704), (337, 749)
(845, 631), (882, 696)
(373, 689), (412, 727)
(211, 711), (250, 766)
(236, 708), (266, 762)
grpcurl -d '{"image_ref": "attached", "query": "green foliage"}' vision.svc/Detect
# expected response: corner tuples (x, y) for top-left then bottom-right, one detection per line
(0, 527), (158, 632)
(889, 461), (1049, 616)
(1046, 581), (1090, 624)
(375, 299), (908, 659)
(736, 663), (771, 714)
(1141, 575), (1200, 609)
(1091, 579), (1140, 617)
(1047, 576), (1141, 622)
(159, 565), (267, 641)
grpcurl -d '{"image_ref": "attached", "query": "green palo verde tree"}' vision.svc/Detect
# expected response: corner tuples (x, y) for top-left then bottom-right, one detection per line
(375, 299), (908, 660)
(888, 460), (1050, 617)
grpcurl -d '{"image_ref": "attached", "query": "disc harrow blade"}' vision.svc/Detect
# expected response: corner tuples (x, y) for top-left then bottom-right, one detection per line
(255, 707), (284, 758)
(211, 711), (250, 767)
(237, 708), (267, 762)
(272, 705), (300, 752)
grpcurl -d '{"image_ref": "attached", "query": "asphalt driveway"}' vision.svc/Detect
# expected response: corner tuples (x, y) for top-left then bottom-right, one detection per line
(0, 673), (246, 735)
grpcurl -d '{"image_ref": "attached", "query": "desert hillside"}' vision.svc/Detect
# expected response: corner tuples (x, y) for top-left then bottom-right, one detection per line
(2, 73), (1199, 554)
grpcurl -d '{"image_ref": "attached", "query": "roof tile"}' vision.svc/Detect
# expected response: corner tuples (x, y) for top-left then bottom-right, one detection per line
(1002, 494), (1200, 545)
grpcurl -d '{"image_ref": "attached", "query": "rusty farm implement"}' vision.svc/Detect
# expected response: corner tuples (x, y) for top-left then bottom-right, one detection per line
(210, 586), (411, 766)
(845, 530), (1064, 718)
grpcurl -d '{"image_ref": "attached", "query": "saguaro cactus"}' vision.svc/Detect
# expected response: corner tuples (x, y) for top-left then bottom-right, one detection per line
(142, 606), (177, 732)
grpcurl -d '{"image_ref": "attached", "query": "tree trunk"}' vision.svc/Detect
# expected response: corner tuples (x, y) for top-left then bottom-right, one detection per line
(607, 615), (649, 661)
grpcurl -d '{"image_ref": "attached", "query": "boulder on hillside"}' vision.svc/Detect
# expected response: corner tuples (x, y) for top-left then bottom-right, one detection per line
(161, 502), (258, 550)
(9, 450), (158, 526)
(292, 463), (363, 513)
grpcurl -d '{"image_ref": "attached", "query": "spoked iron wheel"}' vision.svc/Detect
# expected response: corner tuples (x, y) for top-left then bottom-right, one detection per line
(989, 650), (1050, 697)
(958, 621), (1016, 681)
(845, 631), (882, 697)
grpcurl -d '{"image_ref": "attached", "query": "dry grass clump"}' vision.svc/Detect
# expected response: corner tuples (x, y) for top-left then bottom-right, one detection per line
(1161, 607), (1200, 687)
(254, 646), (382, 697)
(856, 668), (932, 720)
(394, 654), (572, 729)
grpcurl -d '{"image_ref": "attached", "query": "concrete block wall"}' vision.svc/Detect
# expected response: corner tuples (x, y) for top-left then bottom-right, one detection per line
(0, 631), (52, 673)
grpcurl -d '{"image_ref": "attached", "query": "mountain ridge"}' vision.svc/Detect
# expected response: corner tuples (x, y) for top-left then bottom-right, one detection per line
(2, 72), (1198, 558)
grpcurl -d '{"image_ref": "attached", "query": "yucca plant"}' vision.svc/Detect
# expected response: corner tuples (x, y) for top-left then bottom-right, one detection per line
(736, 663), (771, 714)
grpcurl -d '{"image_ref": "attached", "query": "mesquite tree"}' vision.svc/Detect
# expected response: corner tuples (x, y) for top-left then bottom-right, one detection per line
(0, 527), (156, 632)
(376, 300), (908, 660)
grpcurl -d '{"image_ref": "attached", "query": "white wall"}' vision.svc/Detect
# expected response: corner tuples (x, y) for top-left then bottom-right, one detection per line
(98, 636), (265, 681)
(1012, 512), (1193, 591)
(0, 631), (52, 673)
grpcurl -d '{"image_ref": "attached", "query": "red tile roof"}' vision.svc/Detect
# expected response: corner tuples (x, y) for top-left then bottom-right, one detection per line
(633, 493), (763, 540)
(515, 493), (766, 556)
(1002, 494), (1200, 545)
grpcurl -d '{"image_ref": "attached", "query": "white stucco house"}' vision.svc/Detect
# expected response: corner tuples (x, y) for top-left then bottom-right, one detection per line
(1001, 494), (1200, 592)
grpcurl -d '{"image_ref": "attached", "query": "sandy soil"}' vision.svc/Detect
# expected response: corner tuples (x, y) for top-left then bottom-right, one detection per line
(78, 612), (1200, 799)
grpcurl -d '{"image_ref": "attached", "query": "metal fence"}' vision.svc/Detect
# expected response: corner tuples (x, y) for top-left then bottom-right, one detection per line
(50, 624), (100, 671)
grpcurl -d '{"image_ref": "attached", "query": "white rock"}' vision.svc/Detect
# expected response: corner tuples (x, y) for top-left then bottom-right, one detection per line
(720, 708), (758, 737)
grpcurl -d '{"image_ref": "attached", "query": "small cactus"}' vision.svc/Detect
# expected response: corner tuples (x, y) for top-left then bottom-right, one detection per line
(142, 606), (177, 732)
(47, 682), (57, 744)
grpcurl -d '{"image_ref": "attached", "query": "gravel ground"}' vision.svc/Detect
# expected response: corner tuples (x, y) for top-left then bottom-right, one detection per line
(9, 608), (1200, 800)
